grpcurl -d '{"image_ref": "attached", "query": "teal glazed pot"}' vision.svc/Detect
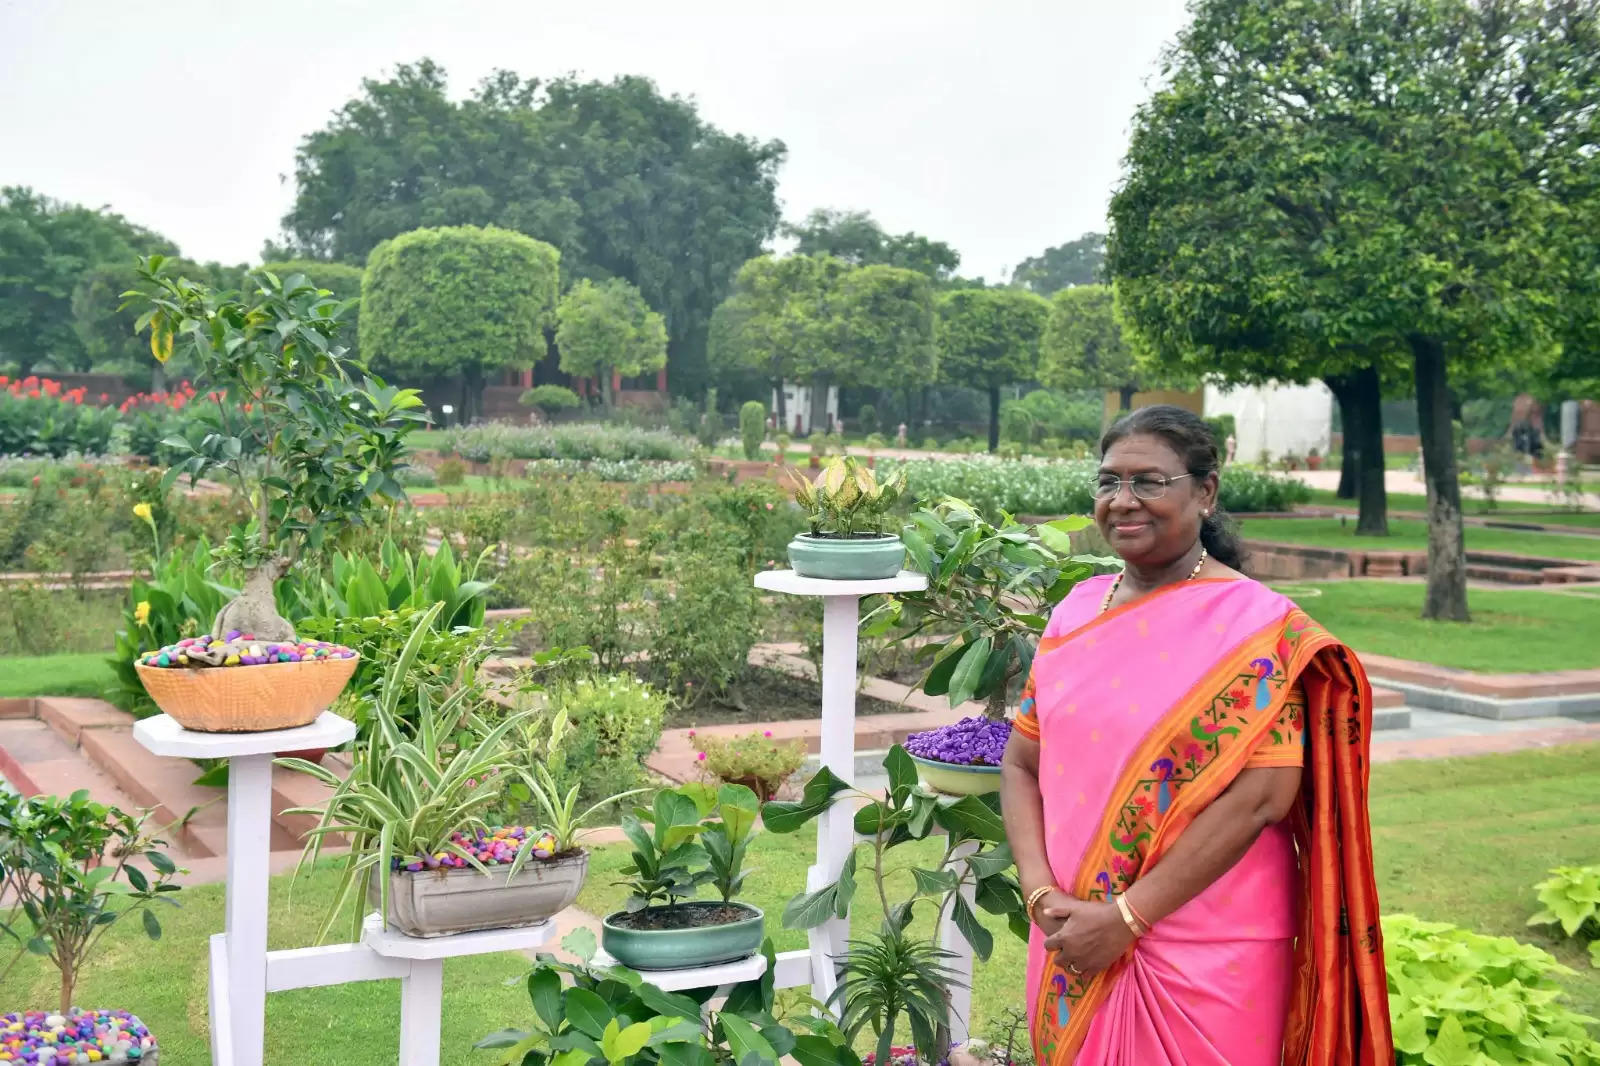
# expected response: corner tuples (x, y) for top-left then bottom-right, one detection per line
(601, 902), (765, 971)
(909, 754), (1002, 797)
(786, 533), (905, 580)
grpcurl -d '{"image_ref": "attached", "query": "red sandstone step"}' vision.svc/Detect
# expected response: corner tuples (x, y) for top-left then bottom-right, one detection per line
(1360, 654), (1600, 699)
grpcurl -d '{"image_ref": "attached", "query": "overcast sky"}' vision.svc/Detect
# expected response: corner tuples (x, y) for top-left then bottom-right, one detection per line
(0, 1), (1190, 281)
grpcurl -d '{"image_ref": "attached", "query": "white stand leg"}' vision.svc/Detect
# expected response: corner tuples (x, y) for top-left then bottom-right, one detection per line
(815, 594), (859, 996)
(940, 839), (980, 1045)
(224, 753), (273, 1066)
(398, 960), (444, 1066)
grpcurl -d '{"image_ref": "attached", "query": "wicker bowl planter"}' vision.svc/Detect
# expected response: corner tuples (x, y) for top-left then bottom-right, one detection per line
(135, 655), (358, 733)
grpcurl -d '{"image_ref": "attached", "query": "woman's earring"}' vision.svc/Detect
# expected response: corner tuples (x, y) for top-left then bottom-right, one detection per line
(1202, 509), (1210, 517)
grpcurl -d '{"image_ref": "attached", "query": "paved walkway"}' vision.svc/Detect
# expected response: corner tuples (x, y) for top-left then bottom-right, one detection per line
(1292, 468), (1600, 509)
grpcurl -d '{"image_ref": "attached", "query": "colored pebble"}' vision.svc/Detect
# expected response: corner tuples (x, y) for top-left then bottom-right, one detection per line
(391, 827), (562, 871)
(134, 632), (356, 670)
(0, 1010), (155, 1065)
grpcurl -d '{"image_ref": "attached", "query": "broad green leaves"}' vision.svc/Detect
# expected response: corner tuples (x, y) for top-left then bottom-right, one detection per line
(1527, 864), (1600, 950)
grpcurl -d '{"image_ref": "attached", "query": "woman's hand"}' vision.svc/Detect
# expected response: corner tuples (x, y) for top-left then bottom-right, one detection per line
(1031, 888), (1078, 939)
(1040, 897), (1137, 976)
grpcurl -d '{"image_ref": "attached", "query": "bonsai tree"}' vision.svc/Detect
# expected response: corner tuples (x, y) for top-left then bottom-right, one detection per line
(126, 256), (426, 642)
(0, 789), (184, 1013)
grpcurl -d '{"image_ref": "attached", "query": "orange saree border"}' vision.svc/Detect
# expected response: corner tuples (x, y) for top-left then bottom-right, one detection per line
(1032, 608), (1391, 1066)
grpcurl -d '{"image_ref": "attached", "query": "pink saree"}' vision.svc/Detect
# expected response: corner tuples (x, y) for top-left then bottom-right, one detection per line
(1012, 576), (1392, 1066)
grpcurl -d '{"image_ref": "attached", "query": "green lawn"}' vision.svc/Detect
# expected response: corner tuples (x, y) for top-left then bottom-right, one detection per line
(3, 746), (1597, 1057)
(1242, 515), (1600, 561)
(1274, 580), (1600, 672)
(0, 652), (116, 698)
(1301, 488), (1600, 529)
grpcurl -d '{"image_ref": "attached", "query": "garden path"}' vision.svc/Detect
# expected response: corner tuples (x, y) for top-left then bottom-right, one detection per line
(1292, 468), (1600, 509)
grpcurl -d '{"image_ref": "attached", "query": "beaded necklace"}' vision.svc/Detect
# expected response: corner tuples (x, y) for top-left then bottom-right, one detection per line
(1100, 546), (1207, 613)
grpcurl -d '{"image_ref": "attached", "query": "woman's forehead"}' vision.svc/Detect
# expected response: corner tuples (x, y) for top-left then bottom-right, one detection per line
(1099, 434), (1185, 471)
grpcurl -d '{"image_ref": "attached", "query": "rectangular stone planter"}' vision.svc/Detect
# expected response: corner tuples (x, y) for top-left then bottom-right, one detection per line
(376, 851), (588, 938)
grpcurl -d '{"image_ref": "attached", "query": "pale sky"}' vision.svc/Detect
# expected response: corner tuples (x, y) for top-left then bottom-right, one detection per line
(0, 1), (1190, 281)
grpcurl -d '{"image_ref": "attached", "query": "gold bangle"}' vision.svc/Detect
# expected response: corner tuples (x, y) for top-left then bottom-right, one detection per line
(1025, 885), (1055, 925)
(1114, 893), (1147, 938)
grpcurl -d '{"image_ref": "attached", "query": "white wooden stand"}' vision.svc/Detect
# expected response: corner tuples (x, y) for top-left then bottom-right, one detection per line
(133, 712), (556, 1066)
(749, 569), (983, 1043)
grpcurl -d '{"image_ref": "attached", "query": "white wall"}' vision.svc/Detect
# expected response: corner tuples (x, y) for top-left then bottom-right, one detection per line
(773, 382), (839, 436)
(1204, 381), (1333, 462)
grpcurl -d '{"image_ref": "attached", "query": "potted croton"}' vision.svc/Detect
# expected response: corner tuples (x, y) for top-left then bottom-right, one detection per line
(285, 605), (639, 940)
(125, 257), (424, 732)
(787, 455), (909, 580)
(601, 783), (763, 971)
(903, 716), (1012, 796)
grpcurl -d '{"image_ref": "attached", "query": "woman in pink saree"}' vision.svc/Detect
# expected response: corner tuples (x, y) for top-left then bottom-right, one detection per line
(1000, 407), (1392, 1066)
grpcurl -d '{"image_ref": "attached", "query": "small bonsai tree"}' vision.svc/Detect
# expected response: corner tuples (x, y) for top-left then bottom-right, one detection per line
(127, 256), (426, 641)
(738, 400), (767, 460)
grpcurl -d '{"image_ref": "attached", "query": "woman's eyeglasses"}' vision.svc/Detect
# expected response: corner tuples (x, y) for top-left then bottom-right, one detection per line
(1093, 473), (1195, 501)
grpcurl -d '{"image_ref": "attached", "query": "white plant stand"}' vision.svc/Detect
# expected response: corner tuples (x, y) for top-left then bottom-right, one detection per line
(748, 569), (978, 1043)
(133, 711), (555, 1066)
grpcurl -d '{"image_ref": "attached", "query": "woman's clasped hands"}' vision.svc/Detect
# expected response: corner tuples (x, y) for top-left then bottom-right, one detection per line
(1040, 892), (1138, 977)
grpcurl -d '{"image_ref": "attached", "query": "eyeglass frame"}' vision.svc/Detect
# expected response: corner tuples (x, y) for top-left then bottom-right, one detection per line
(1092, 471), (1199, 501)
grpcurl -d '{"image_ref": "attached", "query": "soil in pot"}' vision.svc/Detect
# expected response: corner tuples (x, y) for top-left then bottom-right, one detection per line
(610, 902), (753, 931)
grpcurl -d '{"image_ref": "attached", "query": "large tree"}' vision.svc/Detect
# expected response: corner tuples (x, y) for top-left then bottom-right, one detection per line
(1037, 285), (1148, 416)
(281, 60), (784, 398)
(1109, 0), (1600, 620)
(832, 264), (939, 426)
(783, 208), (963, 284)
(0, 187), (176, 374)
(1009, 232), (1105, 295)
(935, 288), (1050, 451)
(555, 278), (668, 409)
(361, 225), (560, 422)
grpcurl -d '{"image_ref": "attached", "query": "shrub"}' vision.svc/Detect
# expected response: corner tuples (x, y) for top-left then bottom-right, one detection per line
(739, 400), (767, 460)
(395, 462), (437, 487)
(1383, 913), (1600, 1065)
(696, 387), (722, 448)
(1203, 413), (1236, 453)
(443, 422), (692, 463)
(0, 377), (119, 457)
(523, 458), (697, 483)
(519, 384), (582, 417)
(646, 547), (765, 701)
(857, 403), (879, 435)
(535, 675), (667, 808)
(1528, 865), (1600, 966)
(435, 457), (467, 486)
(697, 731), (806, 800)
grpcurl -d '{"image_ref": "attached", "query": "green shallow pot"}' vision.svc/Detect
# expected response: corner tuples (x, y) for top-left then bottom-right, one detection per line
(601, 901), (764, 971)
(787, 533), (905, 580)
(910, 754), (1002, 796)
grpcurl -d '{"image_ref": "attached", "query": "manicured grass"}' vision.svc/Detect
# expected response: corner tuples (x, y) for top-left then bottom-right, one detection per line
(0, 652), (116, 698)
(1241, 515), (1600, 561)
(3, 747), (1597, 1057)
(1301, 488), (1600, 529)
(1274, 581), (1600, 672)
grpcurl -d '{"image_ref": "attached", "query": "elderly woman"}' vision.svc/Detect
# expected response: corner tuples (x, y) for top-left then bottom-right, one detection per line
(1001, 406), (1393, 1066)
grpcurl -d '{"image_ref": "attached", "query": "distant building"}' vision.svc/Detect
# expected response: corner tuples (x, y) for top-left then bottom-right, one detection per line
(1204, 381), (1333, 462)
(774, 382), (839, 436)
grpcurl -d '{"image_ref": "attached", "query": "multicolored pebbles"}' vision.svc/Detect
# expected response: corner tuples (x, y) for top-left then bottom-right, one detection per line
(136, 631), (355, 669)
(392, 826), (561, 872)
(1, 1009), (156, 1064)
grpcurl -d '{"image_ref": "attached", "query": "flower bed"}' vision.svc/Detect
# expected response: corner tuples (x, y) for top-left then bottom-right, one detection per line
(524, 457), (698, 483)
(443, 422), (693, 463)
(0, 377), (119, 458)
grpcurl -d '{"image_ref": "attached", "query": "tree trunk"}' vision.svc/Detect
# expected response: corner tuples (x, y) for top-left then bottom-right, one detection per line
(1326, 374), (1358, 499)
(60, 961), (73, 1015)
(809, 375), (829, 436)
(600, 366), (615, 410)
(1349, 364), (1389, 536)
(1118, 384), (1136, 412)
(774, 379), (787, 427)
(1411, 337), (1469, 621)
(987, 385), (1001, 453)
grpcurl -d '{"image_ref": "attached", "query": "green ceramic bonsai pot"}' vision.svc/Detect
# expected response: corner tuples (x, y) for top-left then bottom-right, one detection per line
(786, 533), (905, 580)
(601, 901), (764, 971)
(908, 754), (1002, 796)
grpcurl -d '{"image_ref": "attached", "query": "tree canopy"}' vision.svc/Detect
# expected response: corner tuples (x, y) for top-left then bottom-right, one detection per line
(1107, 0), (1600, 621)
(1009, 232), (1104, 295)
(1037, 285), (1144, 413)
(782, 208), (964, 284)
(0, 187), (177, 374)
(555, 278), (668, 408)
(935, 288), (1050, 451)
(361, 225), (560, 421)
(281, 60), (784, 397)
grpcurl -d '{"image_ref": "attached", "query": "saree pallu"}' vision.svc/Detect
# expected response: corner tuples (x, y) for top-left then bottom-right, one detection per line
(1012, 576), (1392, 1066)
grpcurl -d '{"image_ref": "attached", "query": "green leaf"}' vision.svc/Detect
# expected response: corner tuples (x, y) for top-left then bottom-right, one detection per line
(835, 850), (856, 919)
(920, 641), (963, 697)
(528, 967), (564, 1031)
(950, 893), (995, 962)
(602, 1019), (652, 1062)
(761, 766), (848, 834)
(792, 1035), (860, 1066)
(884, 745), (917, 799)
(718, 1012), (779, 1065)
(782, 882), (839, 930)
(912, 867), (959, 897)
(937, 794), (1006, 843)
(1422, 1013), (1473, 1066)
(946, 635), (992, 707)
(630, 981), (702, 1024)
(562, 987), (612, 1038)
(141, 907), (162, 940)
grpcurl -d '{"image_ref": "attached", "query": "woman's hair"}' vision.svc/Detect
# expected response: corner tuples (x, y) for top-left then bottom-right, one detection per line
(1099, 404), (1247, 570)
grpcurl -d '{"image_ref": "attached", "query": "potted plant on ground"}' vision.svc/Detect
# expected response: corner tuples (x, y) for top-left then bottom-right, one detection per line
(698, 730), (806, 801)
(786, 455), (909, 580)
(601, 783), (764, 971)
(1306, 446), (1324, 470)
(285, 604), (627, 940)
(125, 257), (425, 732)
(903, 716), (1012, 796)
(0, 788), (181, 1062)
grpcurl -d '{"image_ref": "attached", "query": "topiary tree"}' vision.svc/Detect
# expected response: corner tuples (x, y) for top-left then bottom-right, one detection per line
(555, 278), (668, 409)
(934, 288), (1050, 452)
(362, 225), (559, 423)
(519, 383), (582, 420)
(129, 256), (425, 641)
(738, 400), (766, 460)
(1037, 284), (1145, 415)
